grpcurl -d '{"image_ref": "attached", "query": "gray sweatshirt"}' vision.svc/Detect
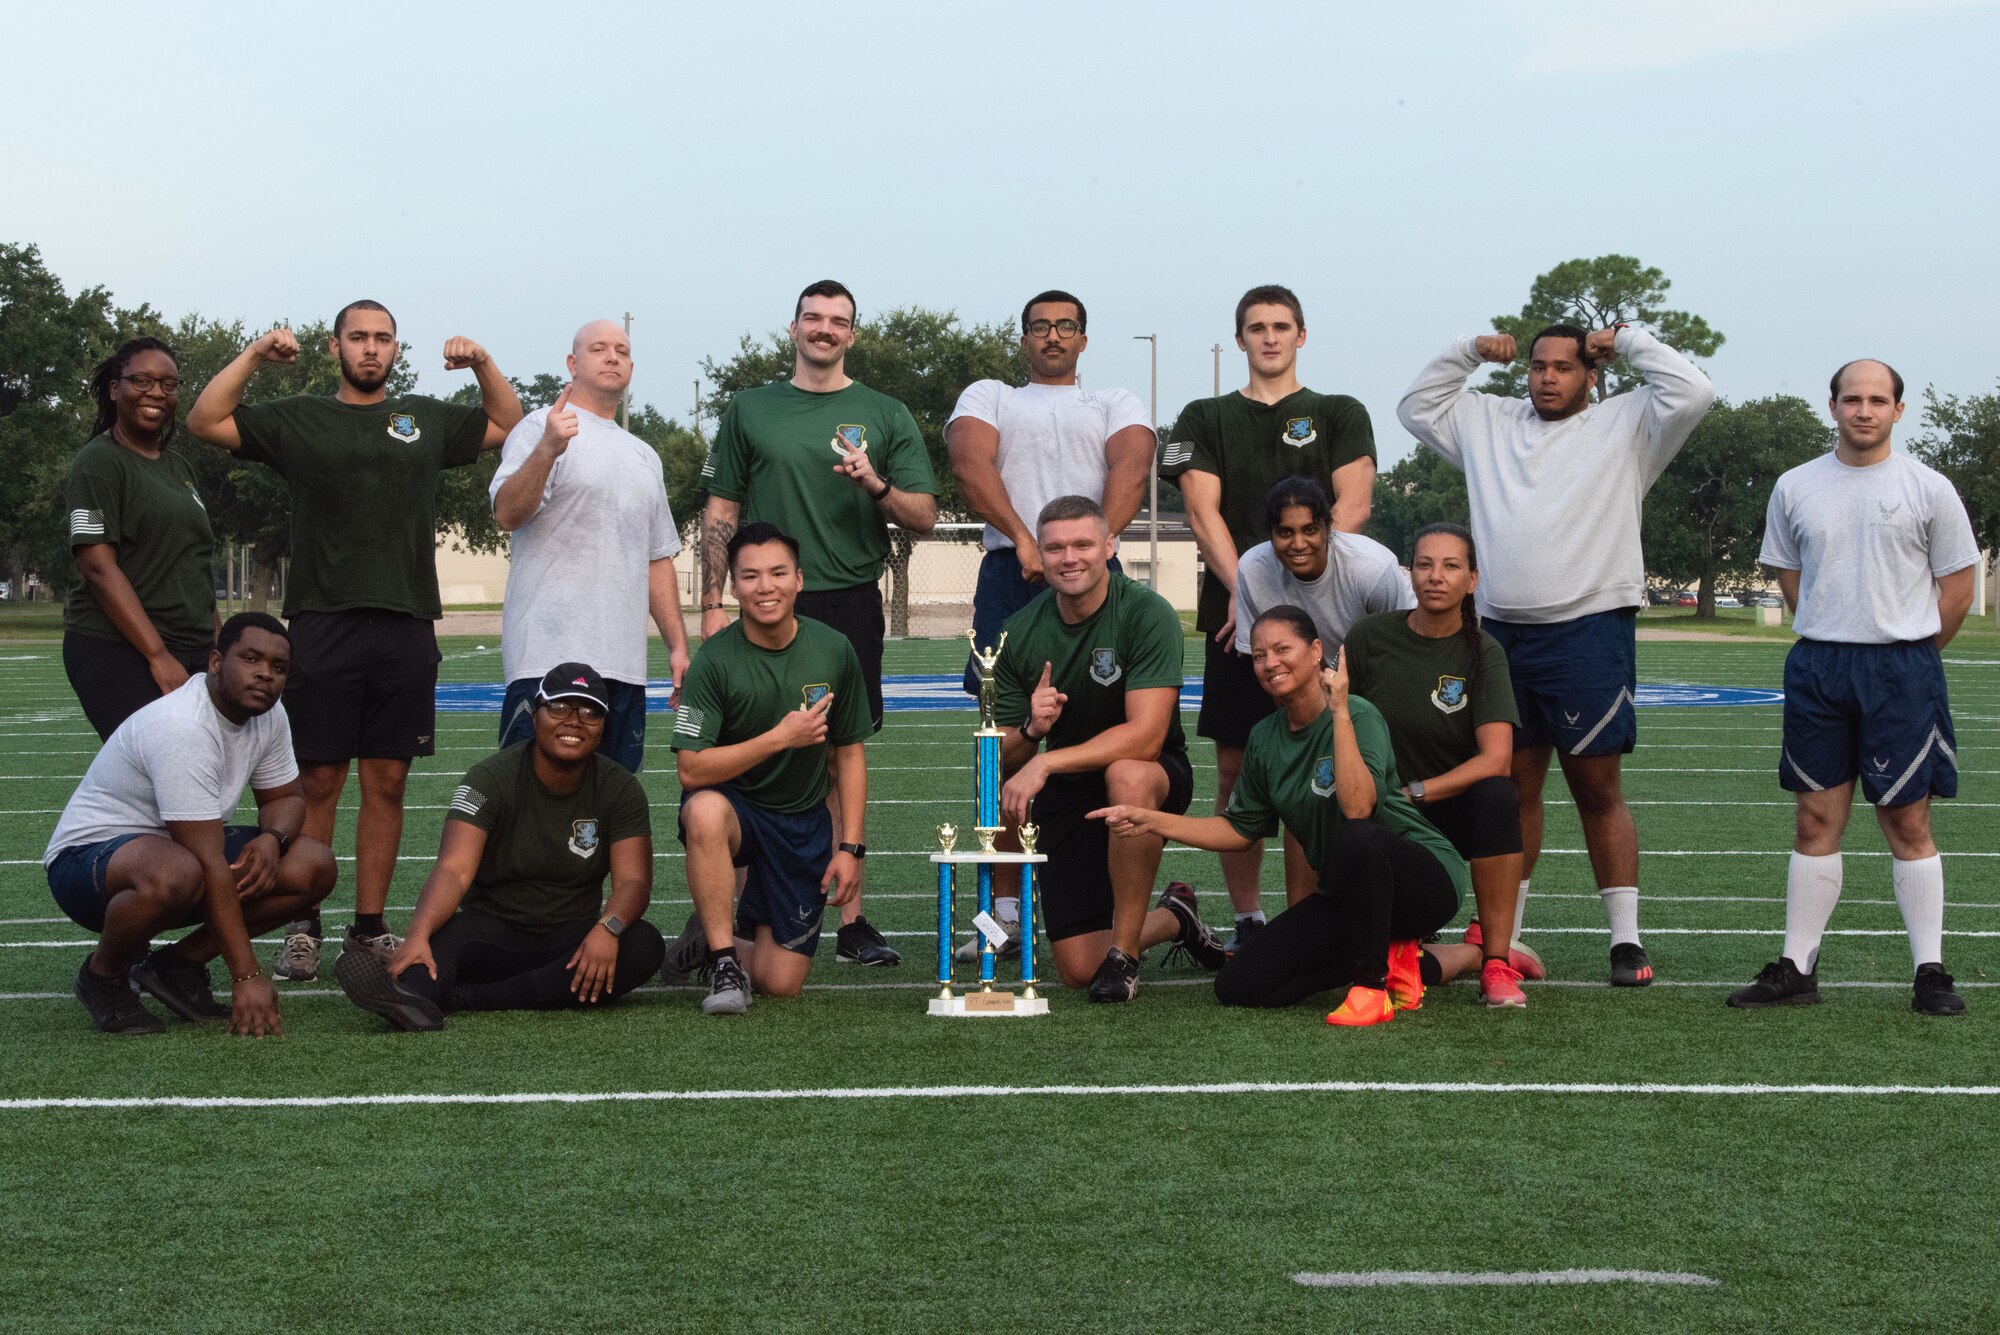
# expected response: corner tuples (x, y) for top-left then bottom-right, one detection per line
(1395, 327), (1714, 624)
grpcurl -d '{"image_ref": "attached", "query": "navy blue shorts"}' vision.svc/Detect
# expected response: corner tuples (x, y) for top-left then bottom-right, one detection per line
(966, 549), (1122, 695)
(501, 677), (649, 773)
(1486, 609), (1637, 756)
(1781, 639), (1956, 806)
(677, 785), (833, 956)
(46, 825), (262, 933)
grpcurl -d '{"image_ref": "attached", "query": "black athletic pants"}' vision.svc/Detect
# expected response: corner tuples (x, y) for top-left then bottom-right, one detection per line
(395, 910), (666, 1011)
(1214, 815), (1458, 1008)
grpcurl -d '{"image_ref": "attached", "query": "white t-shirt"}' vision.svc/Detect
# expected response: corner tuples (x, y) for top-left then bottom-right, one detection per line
(1761, 449), (1979, 644)
(1233, 531), (1416, 652)
(492, 404), (681, 686)
(44, 675), (299, 864)
(947, 380), (1150, 549)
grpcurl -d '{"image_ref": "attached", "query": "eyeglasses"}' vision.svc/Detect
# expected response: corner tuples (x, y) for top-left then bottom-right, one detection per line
(540, 699), (606, 723)
(118, 375), (183, 394)
(1026, 320), (1082, 339)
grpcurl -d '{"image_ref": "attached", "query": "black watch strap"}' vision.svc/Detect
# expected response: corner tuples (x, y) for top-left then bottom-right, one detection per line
(838, 841), (867, 859)
(260, 826), (293, 853)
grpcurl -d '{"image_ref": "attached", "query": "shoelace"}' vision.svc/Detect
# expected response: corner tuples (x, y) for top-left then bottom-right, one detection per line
(280, 934), (317, 969)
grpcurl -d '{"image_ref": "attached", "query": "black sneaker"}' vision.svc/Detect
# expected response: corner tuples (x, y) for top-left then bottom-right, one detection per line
(74, 958), (164, 1035)
(1913, 963), (1967, 1017)
(1087, 946), (1141, 1003)
(1726, 958), (1821, 1008)
(660, 914), (711, 986)
(334, 949), (444, 1032)
(1609, 941), (1654, 987)
(1156, 882), (1227, 972)
(129, 947), (230, 1021)
(836, 915), (901, 967)
(1225, 916), (1265, 957)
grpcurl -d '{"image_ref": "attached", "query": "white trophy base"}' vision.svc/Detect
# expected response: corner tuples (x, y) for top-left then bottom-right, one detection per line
(927, 992), (1051, 1018)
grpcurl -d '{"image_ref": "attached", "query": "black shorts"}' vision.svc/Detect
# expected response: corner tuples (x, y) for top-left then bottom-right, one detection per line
(1196, 635), (1274, 749)
(1034, 750), (1195, 941)
(1416, 775), (1523, 861)
(797, 583), (884, 733)
(63, 630), (213, 742)
(283, 609), (441, 764)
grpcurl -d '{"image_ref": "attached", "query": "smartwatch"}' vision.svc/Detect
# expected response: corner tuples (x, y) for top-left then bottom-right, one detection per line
(838, 842), (868, 859)
(1407, 780), (1427, 805)
(597, 914), (626, 938)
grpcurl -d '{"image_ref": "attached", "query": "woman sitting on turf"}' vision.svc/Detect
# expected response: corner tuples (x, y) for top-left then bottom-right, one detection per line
(1092, 605), (1471, 1027)
(1343, 521), (1542, 1008)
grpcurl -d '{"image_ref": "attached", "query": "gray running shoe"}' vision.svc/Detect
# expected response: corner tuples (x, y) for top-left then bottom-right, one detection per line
(74, 958), (164, 1035)
(345, 926), (403, 957)
(661, 914), (711, 985)
(334, 949), (444, 1032)
(129, 947), (229, 1021)
(703, 955), (752, 1015)
(273, 920), (320, 982)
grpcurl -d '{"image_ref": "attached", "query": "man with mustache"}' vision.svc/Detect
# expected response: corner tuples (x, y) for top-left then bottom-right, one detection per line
(697, 280), (937, 967)
(187, 300), (524, 982)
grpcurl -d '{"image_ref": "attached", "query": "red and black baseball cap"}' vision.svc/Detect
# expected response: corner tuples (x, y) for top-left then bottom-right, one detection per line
(534, 662), (610, 712)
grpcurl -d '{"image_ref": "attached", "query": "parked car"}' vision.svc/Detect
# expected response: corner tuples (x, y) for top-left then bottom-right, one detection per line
(1673, 590), (1697, 607)
(1715, 595), (1742, 608)
(1757, 595), (1783, 608)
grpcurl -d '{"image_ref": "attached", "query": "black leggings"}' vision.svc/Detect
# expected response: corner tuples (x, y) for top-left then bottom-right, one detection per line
(63, 631), (211, 742)
(1214, 815), (1459, 1008)
(395, 910), (666, 1011)
(1416, 775), (1523, 860)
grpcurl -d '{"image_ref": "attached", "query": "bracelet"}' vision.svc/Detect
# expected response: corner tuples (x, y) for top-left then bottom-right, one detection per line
(233, 967), (264, 983)
(701, 601), (726, 612)
(870, 478), (891, 500)
(1019, 718), (1043, 743)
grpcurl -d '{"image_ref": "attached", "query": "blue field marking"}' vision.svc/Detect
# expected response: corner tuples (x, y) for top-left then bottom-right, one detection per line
(433, 678), (1784, 714)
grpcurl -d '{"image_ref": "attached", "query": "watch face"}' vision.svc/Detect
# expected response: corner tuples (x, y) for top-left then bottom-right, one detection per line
(601, 915), (625, 937)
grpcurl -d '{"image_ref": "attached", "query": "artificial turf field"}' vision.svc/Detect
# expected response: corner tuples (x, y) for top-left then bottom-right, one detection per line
(2, 631), (1996, 1333)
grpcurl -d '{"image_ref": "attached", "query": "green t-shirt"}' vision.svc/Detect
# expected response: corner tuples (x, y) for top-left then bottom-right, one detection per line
(62, 435), (215, 650)
(444, 741), (652, 931)
(702, 380), (937, 591)
(670, 615), (873, 812)
(1226, 697), (1469, 900)
(232, 394), (487, 618)
(1344, 611), (1518, 786)
(1158, 388), (1376, 631)
(993, 572), (1188, 763)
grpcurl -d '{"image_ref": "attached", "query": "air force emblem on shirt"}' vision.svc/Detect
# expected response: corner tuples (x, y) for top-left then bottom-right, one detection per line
(1430, 675), (1469, 714)
(830, 424), (868, 456)
(1311, 755), (1336, 797)
(387, 412), (421, 443)
(1089, 647), (1122, 686)
(1283, 416), (1318, 447)
(801, 682), (831, 709)
(569, 818), (600, 859)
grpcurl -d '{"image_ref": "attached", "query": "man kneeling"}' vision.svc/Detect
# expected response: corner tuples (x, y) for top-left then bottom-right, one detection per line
(336, 663), (665, 1030)
(43, 612), (335, 1036)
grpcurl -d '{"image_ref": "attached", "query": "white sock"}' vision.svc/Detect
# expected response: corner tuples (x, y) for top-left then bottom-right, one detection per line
(1237, 910), (1267, 926)
(1511, 879), (1530, 945)
(1600, 886), (1640, 947)
(1781, 851), (1843, 973)
(994, 896), (1020, 926)
(1891, 854), (1946, 971)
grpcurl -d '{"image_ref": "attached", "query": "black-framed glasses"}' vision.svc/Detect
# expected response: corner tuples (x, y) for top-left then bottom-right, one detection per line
(118, 375), (183, 394)
(1026, 319), (1082, 339)
(541, 699), (606, 723)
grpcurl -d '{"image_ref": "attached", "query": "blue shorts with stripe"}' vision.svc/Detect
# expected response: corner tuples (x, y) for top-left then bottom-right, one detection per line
(1484, 609), (1637, 756)
(1781, 639), (1956, 806)
(677, 784), (833, 956)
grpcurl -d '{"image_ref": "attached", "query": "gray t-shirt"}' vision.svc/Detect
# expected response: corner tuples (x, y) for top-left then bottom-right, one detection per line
(491, 404), (680, 686)
(1761, 450), (1979, 644)
(947, 379), (1150, 548)
(44, 675), (298, 864)
(1233, 531), (1415, 652)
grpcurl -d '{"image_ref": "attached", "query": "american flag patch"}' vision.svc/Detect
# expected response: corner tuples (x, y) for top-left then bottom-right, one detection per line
(673, 705), (706, 737)
(1159, 442), (1194, 468)
(69, 509), (106, 538)
(448, 784), (485, 817)
(699, 452), (716, 479)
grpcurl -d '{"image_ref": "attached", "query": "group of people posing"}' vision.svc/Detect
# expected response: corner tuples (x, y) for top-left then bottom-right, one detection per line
(42, 279), (1978, 1036)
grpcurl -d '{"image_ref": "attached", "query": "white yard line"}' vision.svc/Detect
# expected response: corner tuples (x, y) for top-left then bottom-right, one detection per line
(1292, 1269), (1720, 1289)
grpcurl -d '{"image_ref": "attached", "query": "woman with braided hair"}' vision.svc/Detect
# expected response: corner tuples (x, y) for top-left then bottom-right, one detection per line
(61, 337), (218, 740)
(1343, 521), (1539, 1007)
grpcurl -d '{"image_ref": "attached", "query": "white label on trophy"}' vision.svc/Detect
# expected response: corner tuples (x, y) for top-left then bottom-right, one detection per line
(973, 911), (1010, 949)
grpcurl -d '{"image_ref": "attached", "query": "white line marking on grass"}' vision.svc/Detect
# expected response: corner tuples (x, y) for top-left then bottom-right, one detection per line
(1292, 1269), (1719, 1289)
(3, 1079), (1996, 1113)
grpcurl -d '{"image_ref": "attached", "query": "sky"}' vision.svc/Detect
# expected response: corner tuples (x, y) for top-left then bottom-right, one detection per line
(5, 0), (1997, 467)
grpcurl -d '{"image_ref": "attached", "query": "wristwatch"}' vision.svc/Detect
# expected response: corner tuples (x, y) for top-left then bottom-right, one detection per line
(597, 914), (626, 938)
(260, 826), (294, 853)
(1407, 780), (1427, 805)
(838, 842), (868, 859)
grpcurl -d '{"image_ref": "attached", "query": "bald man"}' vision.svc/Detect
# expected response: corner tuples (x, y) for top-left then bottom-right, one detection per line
(491, 321), (691, 772)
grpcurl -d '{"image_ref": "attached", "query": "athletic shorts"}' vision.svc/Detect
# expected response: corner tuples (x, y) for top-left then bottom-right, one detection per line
(1032, 751), (1195, 941)
(797, 583), (884, 733)
(46, 825), (262, 933)
(1196, 635), (1275, 749)
(678, 784), (834, 956)
(966, 549), (1122, 694)
(283, 609), (440, 763)
(1781, 639), (1956, 805)
(1485, 609), (1637, 756)
(501, 677), (649, 774)
(63, 631), (212, 743)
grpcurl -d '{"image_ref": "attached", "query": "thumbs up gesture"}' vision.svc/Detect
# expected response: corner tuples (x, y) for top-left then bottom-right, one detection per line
(1027, 661), (1067, 739)
(538, 383), (579, 457)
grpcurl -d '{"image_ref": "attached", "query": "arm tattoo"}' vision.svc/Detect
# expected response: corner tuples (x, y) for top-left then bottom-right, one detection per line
(702, 515), (736, 598)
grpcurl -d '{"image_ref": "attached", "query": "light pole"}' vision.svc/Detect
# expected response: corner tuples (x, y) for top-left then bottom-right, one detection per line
(1211, 342), (1221, 395)
(1134, 334), (1158, 589)
(620, 311), (633, 430)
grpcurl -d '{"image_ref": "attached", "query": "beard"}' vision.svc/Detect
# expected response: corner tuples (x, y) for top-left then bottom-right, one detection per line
(1533, 385), (1591, 422)
(339, 352), (390, 394)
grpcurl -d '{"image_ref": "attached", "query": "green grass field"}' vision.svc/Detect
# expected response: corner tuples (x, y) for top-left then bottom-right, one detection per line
(2, 633), (1996, 1332)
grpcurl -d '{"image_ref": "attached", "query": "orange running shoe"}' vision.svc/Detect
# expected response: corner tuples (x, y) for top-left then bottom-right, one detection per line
(1325, 985), (1396, 1027)
(1386, 939), (1424, 1012)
